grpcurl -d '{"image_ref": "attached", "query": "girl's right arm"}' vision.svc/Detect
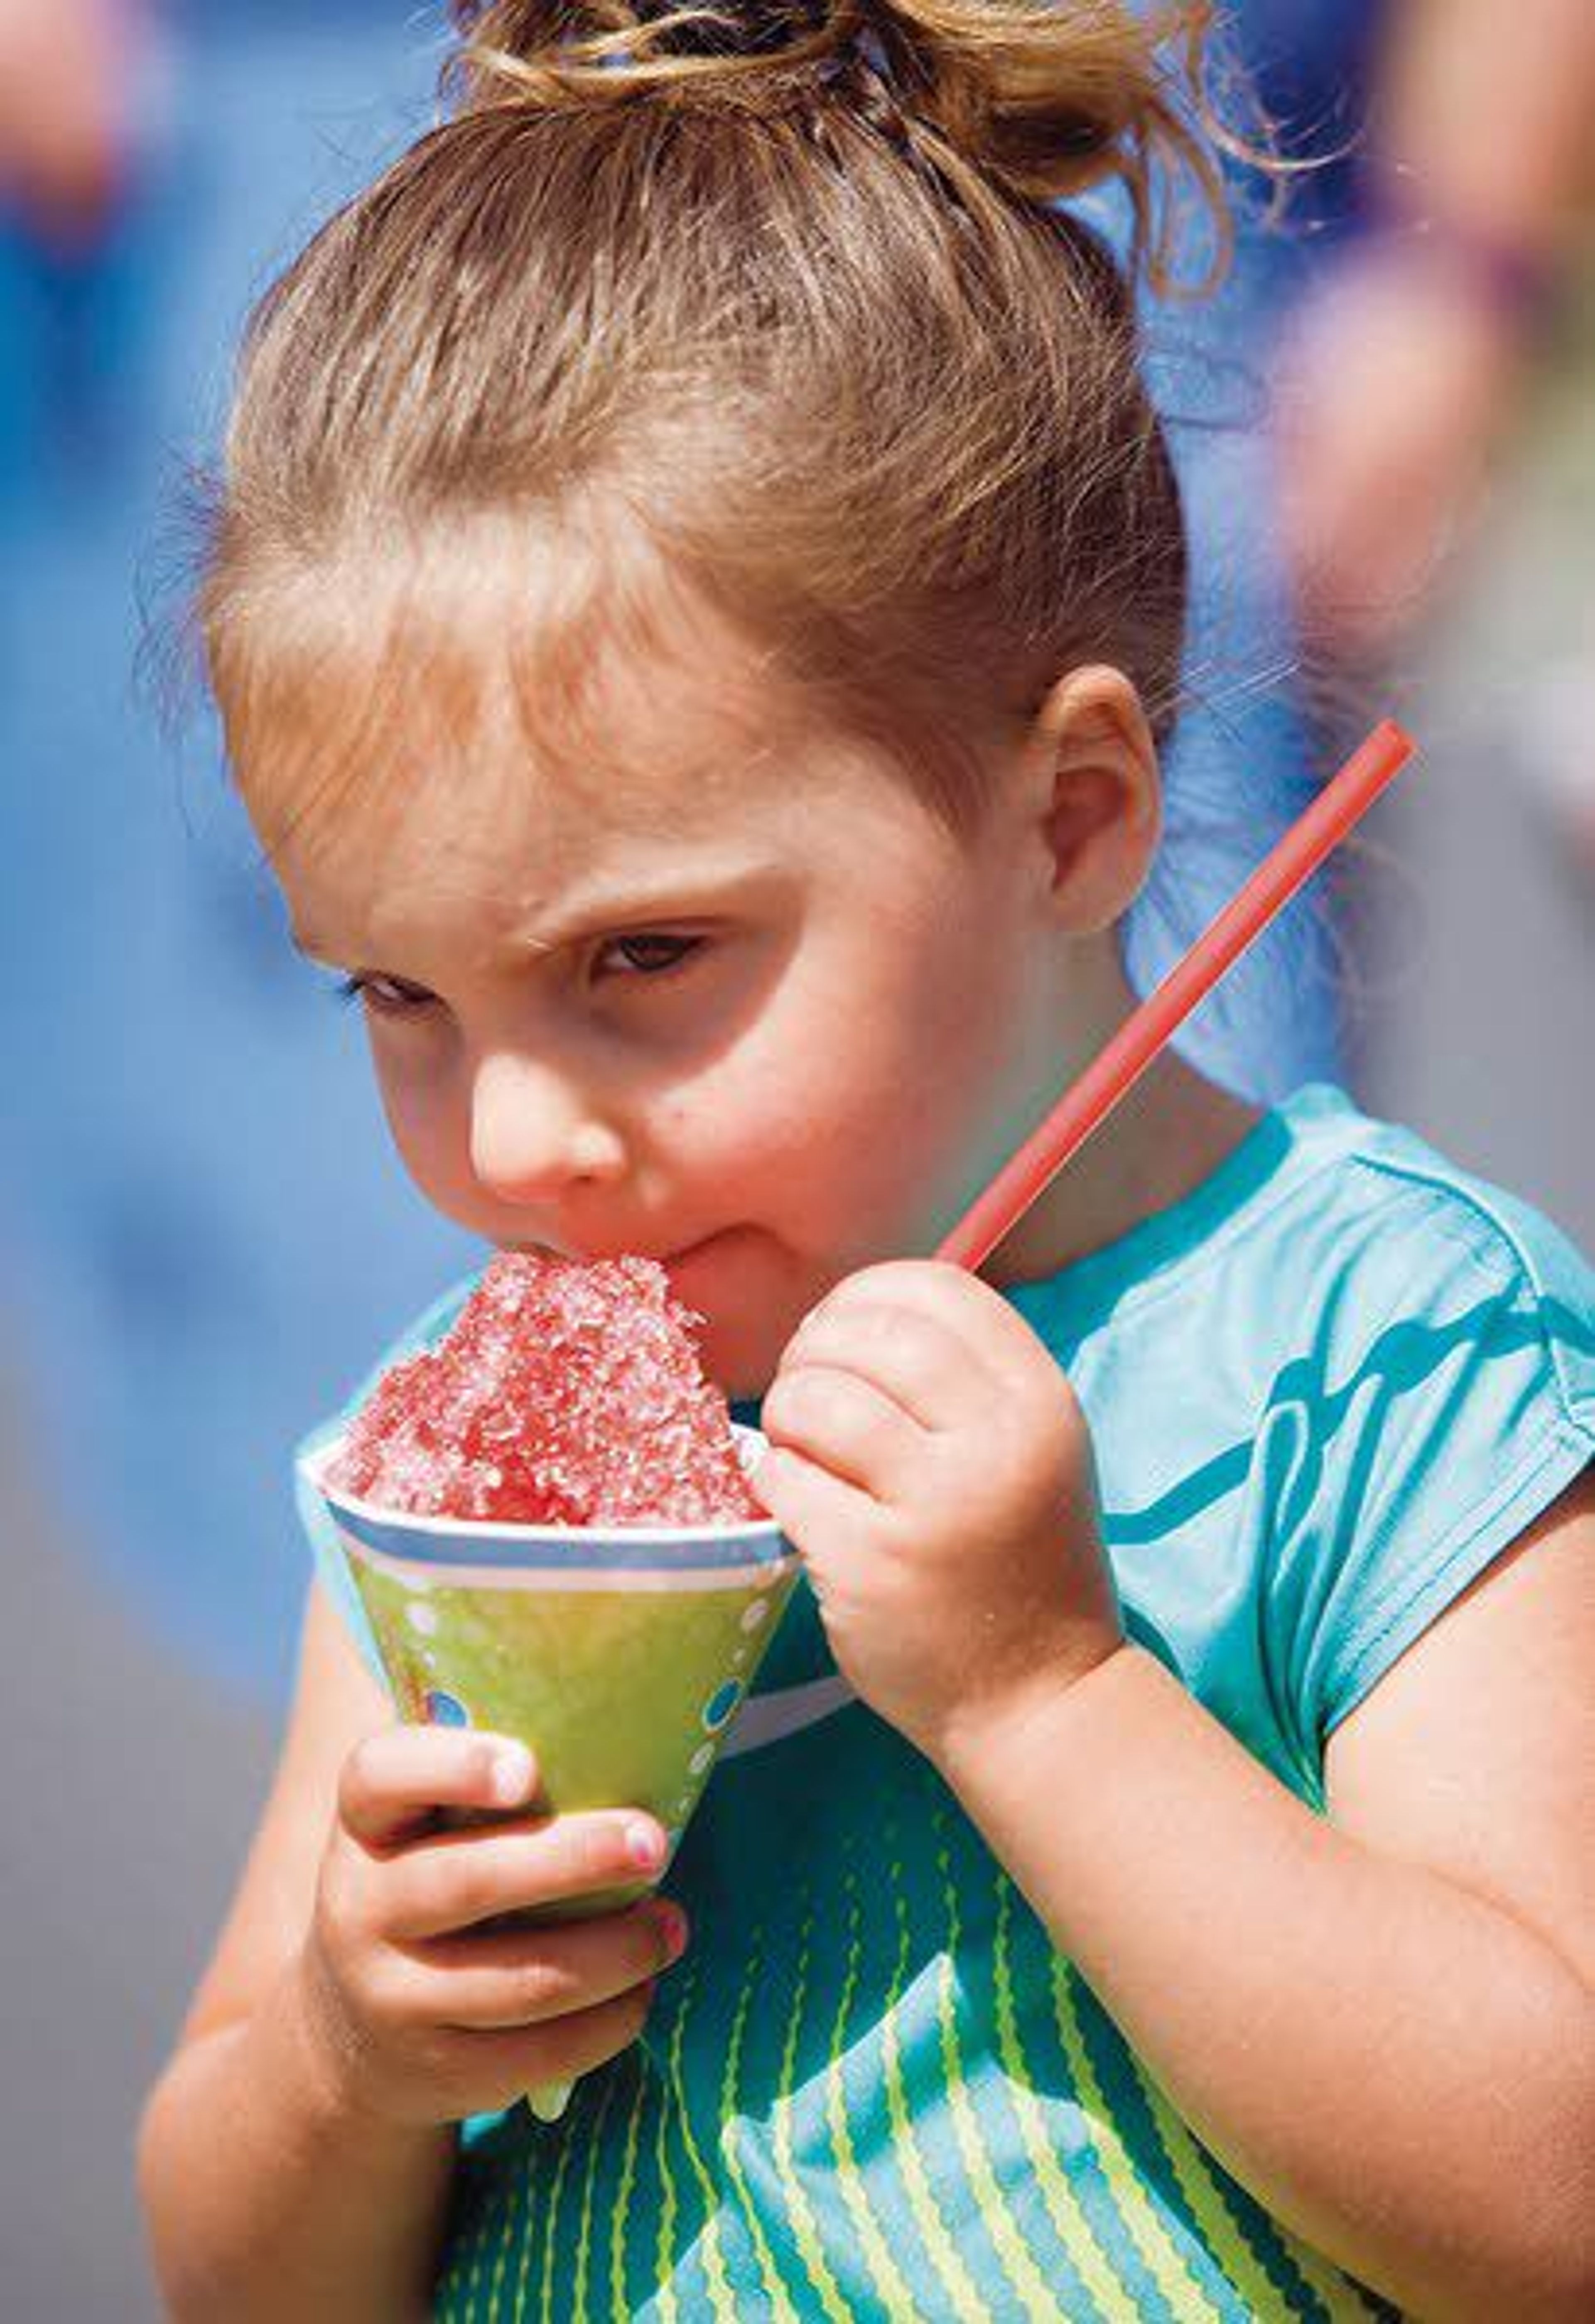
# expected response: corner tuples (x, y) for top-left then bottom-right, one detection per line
(138, 1581), (684, 2324)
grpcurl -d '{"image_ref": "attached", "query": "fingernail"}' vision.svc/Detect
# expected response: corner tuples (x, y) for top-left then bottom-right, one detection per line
(653, 1901), (689, 1964)
(491, 1745), (534, 1804)
(626, 1819), (666, 1871)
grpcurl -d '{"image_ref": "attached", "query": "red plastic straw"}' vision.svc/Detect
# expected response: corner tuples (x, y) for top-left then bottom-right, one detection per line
(936, 718), (1416, 1274)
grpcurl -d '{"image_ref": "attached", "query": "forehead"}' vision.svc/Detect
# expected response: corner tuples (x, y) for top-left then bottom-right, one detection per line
(233, 528), (836, 959)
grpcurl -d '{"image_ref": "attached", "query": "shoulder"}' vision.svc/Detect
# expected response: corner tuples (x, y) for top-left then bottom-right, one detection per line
(1049, 1096), (1592, 1792)
(1245, 1111), (1595, 1753)
(1251, 1101), (1595, 1433)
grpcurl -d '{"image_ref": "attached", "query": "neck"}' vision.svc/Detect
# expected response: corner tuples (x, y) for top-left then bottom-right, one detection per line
(973, 950), (1270, 1290)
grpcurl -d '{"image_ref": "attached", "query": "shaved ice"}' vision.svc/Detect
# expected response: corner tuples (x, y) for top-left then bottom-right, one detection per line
(327, 1251), (762, 1527)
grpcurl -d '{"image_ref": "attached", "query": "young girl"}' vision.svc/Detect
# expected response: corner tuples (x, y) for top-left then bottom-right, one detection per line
(139, 4), (1595, 2318)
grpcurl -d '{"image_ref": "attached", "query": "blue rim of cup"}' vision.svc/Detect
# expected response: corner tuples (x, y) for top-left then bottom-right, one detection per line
(299, 1424), (792, 1574)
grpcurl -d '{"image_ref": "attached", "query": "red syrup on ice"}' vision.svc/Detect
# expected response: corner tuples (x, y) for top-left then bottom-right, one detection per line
(326, 1251), (763, 1527)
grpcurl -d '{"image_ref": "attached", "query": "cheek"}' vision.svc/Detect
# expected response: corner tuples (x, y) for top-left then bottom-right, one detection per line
(837, 949), (1039, 1233)
(371, 1046), (466, 1200)
(702, 945), (1016, 1235)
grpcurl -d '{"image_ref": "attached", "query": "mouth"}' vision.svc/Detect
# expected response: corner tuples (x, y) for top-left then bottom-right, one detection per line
(663, 1230), (721, 1263)
(506, 1231), (735, 1267)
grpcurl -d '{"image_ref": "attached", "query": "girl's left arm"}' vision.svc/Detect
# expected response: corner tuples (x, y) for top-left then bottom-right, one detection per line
(937, 1472), (1595, 2324)
(756, 1261), (1595, 2324)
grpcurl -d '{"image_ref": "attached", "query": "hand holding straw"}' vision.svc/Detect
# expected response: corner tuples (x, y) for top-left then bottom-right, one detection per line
(936, 719), (1416, 1274)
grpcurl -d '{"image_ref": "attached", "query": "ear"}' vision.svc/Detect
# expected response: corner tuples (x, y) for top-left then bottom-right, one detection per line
(1020, 665), (1161, 933)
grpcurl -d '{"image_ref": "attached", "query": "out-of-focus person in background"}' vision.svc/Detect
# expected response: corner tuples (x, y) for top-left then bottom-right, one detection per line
(1259, 0), (1595, 1211)
(1268, 0), (1595, 902)
(1273, 0), (1595, 672)
(0, 0), (146, 248)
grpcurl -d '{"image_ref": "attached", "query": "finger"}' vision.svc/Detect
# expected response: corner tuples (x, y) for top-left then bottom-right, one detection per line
(800, 1260), (1049, 1399)
(339, 1727), (539, 1850)
(775, 1300), (990, 1436)
(761, 1359), (925, 1501)
(751, 1441), (878, 1577)
(379, 1809), (669, 1941)
(411, 1900), (687, 2031)
(480, 1981), (657, 2092)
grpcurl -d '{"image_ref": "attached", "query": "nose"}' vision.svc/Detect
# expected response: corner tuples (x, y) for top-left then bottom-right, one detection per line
(468, 1050), (628, 1206)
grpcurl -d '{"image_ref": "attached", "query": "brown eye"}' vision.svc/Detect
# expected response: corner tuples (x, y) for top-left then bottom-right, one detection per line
(336, 973), (435, 1016)
(597, 934), (704, 980)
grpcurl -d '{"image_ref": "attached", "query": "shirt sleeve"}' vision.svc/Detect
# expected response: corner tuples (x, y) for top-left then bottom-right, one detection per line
(1262, 1180), (1595, 1765)
(292, 1269), (486, 1688)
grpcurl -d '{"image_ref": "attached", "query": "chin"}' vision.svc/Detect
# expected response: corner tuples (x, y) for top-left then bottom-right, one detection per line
(684, 1312), (778, 1406)
(674, 1281), (805, 1404)
(659, 1230), (805, 1388)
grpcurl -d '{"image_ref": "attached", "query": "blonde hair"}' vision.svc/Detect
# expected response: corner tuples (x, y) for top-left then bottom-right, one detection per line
(203, 1), (1237, 841)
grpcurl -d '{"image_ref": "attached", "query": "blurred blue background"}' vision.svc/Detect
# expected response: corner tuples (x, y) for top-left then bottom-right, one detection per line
(1, 0), (480, 1709)
(2, 4), (1590, 2316)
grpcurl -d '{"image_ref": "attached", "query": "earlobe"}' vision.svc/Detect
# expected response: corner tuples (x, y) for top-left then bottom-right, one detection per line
(1029, 666), (1161, 934)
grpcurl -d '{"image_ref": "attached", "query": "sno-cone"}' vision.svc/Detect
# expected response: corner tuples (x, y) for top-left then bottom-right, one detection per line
(298, 1424), (797, 2123)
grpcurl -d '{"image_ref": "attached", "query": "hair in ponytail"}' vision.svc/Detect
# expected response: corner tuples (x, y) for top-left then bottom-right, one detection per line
(449, 3), (1229, 284)
(203, 1), (1244, 843)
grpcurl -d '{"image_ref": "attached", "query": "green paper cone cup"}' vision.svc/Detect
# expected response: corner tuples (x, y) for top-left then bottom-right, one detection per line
(298, 1425), (797, 2123)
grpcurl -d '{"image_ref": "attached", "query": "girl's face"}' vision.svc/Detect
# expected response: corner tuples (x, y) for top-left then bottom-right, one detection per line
(262, 607), (1077, 1398)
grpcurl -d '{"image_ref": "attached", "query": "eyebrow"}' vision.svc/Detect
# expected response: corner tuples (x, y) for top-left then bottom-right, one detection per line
(290, 867), (773, 970)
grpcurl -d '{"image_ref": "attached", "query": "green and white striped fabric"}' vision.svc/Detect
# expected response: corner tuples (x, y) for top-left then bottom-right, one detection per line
(434, 1643), (1399, 2322)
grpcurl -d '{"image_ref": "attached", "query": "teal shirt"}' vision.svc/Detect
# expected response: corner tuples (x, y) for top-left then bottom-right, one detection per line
(297, 1086), (1595, 2321)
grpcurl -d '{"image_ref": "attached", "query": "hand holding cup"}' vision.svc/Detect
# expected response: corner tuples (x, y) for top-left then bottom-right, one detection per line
(296, 1725), (687, 2130)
